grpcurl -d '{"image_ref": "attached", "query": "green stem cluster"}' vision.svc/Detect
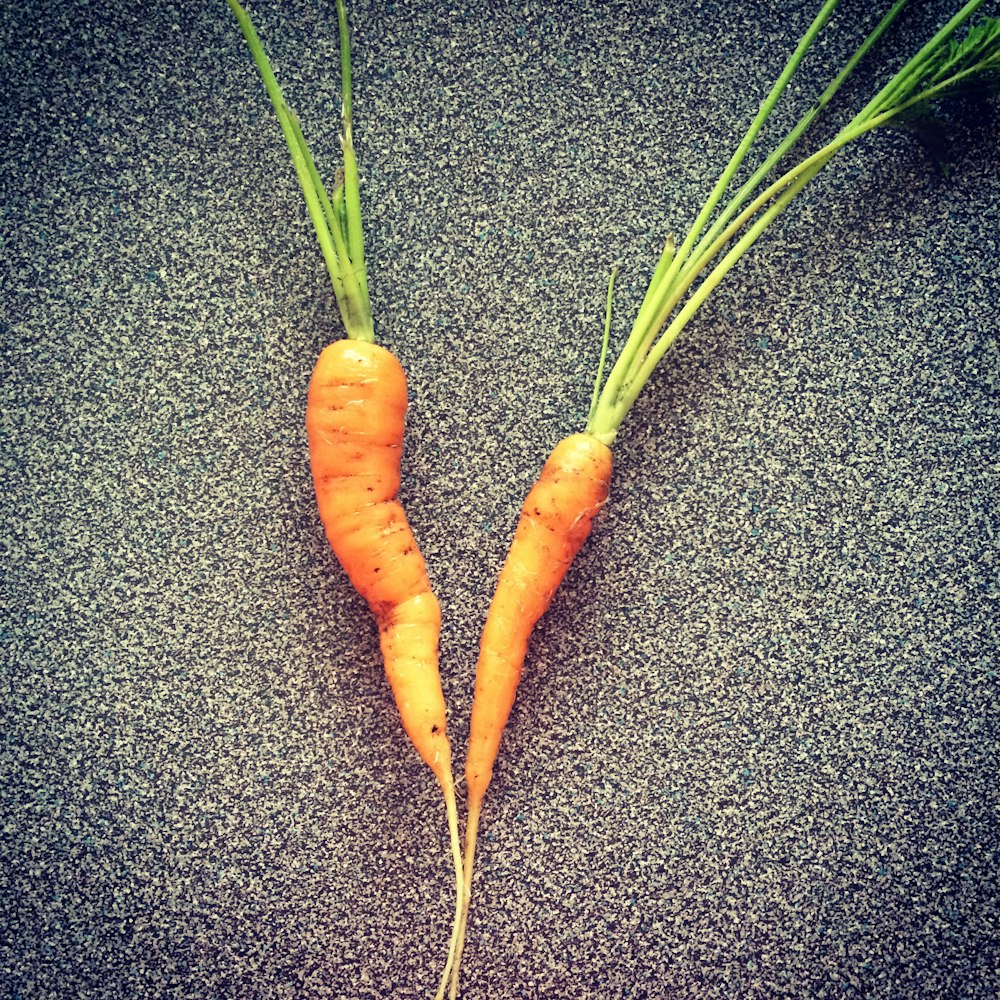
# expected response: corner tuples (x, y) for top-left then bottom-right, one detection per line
(587, 0), (1000, 445)
(228, 0), (373, 342)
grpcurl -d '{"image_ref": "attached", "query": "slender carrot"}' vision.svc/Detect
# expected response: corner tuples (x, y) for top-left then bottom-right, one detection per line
(449, 273), (618, 998)
(451, 2), (999, 994)
(227, 2), (464, 994)
(451, 433), (611, 987)
(465, 433), (613, 809)
(462, 269), (617, 820)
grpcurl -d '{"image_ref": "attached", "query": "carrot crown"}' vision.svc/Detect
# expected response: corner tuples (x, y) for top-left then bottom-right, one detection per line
(227, 0), (374, 342)
(586, 0), (1000, 445)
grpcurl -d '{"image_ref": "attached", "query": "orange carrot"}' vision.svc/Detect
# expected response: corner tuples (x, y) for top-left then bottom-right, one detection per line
(451, 431), (612, 995)
(465, 432), (613, 808)
(228, 3), (464, 994)
(306, 341), (464, 1000)
(308, 340), (465, 997)
(306, 340), (453, 780)
(448, 7), (1000, 987)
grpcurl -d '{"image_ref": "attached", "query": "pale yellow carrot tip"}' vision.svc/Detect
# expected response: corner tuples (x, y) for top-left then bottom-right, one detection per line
(448, 797), (483, 999)
(434, 778), (465, 1000)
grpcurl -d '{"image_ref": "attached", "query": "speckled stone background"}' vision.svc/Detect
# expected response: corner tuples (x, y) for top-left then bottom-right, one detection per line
(2, 0), (998, 997)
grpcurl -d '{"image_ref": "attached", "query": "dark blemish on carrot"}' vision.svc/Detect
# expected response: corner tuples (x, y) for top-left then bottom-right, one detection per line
(373, 601), (395, 629)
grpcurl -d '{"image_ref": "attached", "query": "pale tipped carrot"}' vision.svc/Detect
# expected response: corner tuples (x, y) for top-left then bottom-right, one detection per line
(450, 432), (611, 994)
(227, 1), (463, 994)
(306, 339), (452, 785)
(451, 2), (999, 993)
(307, 339), (464, 999)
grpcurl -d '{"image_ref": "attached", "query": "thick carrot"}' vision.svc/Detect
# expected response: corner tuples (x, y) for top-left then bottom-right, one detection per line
(451, 431), (612, 996)
(306, 339), (452, 777)
(227, 2), (465, 994)
(307, 341), (464, 998)
(308, 339), (465, 995)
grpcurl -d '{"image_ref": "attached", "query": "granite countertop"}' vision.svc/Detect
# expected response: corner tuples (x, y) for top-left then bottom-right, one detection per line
(2, 0), (998, 997)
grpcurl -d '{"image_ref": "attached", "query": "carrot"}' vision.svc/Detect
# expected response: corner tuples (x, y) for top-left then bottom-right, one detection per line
(450, 432), (611, 990)
(307, 338), (464, 998)
(450, 2), (999, 993)
(464, 432), (612, 813)
(306, 339), (452, 782)
(227, 2), (464, 995)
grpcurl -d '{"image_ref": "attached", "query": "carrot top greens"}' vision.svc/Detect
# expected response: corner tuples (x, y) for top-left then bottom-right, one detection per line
(586, 0), (1000, 445)
(227, 0), (373, 342)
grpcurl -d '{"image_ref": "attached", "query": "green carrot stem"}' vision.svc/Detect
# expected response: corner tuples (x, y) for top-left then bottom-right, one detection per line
(336, 0), (354, 124)
(679, 12), (997, 301)
(622, 0), (911, 394)
(227, 2), (342, 304)
(336, 0), (370, 307)
(630, 235), (674, 344)
(587, 0), (996, 443)
(853, 0), (987, 119)
(283, 109), (363, 320)
(228, 0), (373, 342)
(665, 0), (840, 275)
(594, 58), (985, 439)
(287, 110), (341, 253)
(333, 177), (350, 248)
(615, 168), (818, 425)
(600, 0), (841, 415)
(587, 267), (618, 430)
(681, 0), (911, 286)
(683, 51), (995, 296)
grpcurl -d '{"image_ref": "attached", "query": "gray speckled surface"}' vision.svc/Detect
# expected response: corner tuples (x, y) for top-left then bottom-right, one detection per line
(2, 1), (998, 997)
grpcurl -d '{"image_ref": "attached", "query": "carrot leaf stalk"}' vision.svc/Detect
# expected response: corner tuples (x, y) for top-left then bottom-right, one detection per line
(588, 0), (1000, 444)
(226, 0), (373, 342)
(452, 1), (999, 994)
(226, 2), (464, 995)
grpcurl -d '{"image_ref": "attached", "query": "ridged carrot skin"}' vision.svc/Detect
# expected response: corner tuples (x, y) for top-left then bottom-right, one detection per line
(464, 431), (613, 809)
(306, 339), (452, 786)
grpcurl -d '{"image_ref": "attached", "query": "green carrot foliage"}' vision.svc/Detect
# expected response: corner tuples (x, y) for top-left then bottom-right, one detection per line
(227, 0), (373, 342)
(587, 0), (1000, 445)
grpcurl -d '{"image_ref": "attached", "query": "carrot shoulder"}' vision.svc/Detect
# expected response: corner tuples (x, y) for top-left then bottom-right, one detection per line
(306, 338), (453, 786)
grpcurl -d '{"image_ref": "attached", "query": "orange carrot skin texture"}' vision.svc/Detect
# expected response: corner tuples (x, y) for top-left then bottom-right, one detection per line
(306, 339), (452, 783)
(465, 432), (613, 805)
